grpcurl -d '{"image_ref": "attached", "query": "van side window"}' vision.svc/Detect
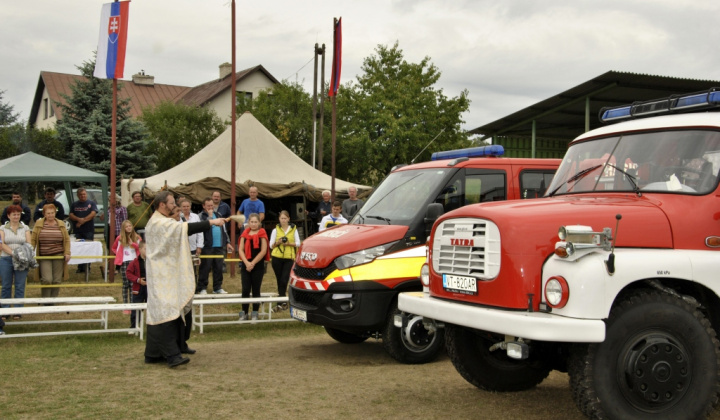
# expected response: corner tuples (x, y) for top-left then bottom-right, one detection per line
(520, 171), (555, 198)
(434, 169), (507, 212)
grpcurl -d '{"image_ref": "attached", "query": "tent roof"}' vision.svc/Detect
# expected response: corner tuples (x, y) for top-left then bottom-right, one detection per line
(124, 112), (369, 202)
(0, 152), (107, 184)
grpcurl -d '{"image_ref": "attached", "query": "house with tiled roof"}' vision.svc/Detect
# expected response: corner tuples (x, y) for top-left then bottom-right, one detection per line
(29, 64), (278, 129)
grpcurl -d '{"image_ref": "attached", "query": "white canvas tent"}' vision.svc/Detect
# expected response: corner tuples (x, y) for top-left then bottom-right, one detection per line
(121, 112), (369, 205)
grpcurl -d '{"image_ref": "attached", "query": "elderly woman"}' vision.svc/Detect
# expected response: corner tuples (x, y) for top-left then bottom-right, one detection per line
(0, 204), (32, 318)
(31, 204), (71, 298)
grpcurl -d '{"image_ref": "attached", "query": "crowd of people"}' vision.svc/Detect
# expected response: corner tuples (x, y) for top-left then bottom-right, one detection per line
(0, 185), (364, 356)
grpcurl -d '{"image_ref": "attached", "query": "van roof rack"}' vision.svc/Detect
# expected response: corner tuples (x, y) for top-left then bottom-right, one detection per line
(599, 88), (720, 123)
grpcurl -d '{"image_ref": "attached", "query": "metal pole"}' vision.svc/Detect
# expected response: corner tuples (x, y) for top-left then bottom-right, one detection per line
(318, 44), (326, 172)
(230, 0), (237, 276)
(312, 43), (319, 169)
(109, 77), (117, 284)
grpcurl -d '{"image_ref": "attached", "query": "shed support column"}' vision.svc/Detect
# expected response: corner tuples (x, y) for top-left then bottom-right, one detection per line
(531, 120), (536, 158)
(585, 96), (590, 132)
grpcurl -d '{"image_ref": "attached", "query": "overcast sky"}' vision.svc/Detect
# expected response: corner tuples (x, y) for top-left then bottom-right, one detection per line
(2, 0), (719, 131)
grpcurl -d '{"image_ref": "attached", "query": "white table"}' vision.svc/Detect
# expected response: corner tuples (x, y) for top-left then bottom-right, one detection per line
(69, 241), (106, 282)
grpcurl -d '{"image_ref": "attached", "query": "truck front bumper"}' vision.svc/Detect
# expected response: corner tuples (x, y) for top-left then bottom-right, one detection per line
(398, 292), (606, 343)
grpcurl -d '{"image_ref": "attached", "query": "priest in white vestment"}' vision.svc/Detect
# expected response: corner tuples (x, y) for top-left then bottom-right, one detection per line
(143, 191), (227, 367)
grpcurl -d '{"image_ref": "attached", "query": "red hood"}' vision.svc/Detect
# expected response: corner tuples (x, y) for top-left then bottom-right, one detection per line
(298, 224), (409, 268)
(439, 194), (673, 251)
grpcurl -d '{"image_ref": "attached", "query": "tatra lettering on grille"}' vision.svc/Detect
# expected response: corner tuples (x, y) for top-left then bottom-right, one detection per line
(433, 218), (501, 280)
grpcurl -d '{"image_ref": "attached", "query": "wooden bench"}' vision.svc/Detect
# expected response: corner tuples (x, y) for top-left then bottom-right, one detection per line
(192, 294), (293, 334)
(0, 299), (146, 340)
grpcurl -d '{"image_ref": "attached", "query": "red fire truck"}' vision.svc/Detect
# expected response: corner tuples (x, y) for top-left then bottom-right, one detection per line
(289, 146), (559, 364)
(399, 89), (720, 418)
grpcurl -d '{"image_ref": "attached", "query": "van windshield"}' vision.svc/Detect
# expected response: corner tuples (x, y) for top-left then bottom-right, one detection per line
(547, 130), (720, 196)
(353, 168), (451, 226)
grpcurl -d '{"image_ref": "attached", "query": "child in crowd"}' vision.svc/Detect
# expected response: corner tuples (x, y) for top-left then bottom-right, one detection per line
(238, 213), (268, 321)
(318, 201), (348, 231)
(112, 220), (141, 311)
(125, 241), (148, 329)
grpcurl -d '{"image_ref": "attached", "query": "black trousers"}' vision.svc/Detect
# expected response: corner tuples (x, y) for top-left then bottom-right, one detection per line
(145, 310), (193, 361)
(271, 257), (293, 297)
(241, 265), (264, 312)
(197, 247), (224, 292)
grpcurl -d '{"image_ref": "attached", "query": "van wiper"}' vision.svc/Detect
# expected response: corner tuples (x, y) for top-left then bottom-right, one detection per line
(548, 164), (602, 197)
(367, 215), (391, 225)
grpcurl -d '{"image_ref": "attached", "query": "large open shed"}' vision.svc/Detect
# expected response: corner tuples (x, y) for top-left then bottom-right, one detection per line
(471, 71), (720, 158)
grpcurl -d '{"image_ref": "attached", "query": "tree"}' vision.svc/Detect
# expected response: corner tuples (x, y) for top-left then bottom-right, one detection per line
(335, 42), (472, 185)
(140, 101), (225, 172)
(0, 90), (20, 160)
(55, 58), (155, 180)
(237, 81), (314, 162)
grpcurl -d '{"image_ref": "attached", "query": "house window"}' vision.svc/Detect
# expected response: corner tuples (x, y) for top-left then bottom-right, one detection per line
(49, 102), (54, 117)
(43, 98), (48, 119)
(245, 91), (253, 100)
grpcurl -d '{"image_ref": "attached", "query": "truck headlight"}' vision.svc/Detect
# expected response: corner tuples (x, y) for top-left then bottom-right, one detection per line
(335, 241), (398, 270)
(420, 264), (430, 287)
(544, 276), (569, 308)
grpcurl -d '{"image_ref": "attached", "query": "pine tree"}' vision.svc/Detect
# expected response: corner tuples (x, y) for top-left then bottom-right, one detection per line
(55, 58), (156, 180)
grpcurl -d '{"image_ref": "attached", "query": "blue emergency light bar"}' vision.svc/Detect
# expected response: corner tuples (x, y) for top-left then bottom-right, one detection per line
(599, 88), (720, 123)
(431, 145), (505, 161)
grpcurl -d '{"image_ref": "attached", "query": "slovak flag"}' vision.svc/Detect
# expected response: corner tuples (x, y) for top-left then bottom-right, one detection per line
(94, 1), (130, 79)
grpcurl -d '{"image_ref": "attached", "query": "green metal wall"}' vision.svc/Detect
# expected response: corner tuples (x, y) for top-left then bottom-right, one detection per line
(495, 136), (569, 158)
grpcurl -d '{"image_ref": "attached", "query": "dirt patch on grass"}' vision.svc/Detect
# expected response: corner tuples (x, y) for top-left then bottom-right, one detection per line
(2, 328), (591, 420)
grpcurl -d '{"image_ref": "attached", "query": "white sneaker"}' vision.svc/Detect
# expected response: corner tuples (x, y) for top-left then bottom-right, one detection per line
(251, 311), (259, 321)
(213, 289), (228, 294)
(198, 289), (207, 295)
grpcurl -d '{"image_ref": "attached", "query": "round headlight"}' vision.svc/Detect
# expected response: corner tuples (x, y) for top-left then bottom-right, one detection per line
(544, 276), (569, 308)
(558, 226), (568, 241)
(420, 264), (430, 287)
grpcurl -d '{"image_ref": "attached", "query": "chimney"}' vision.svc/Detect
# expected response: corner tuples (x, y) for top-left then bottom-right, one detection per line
(132, 71), (154, 86)
(219, 62), (232, 79)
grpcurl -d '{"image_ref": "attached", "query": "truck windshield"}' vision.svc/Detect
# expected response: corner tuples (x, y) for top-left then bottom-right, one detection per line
(547, 130), (720, 195)
(353, 168), (452, 226)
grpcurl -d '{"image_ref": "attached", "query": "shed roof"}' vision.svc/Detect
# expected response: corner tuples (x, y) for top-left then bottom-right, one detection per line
(470, 71), (720, 140)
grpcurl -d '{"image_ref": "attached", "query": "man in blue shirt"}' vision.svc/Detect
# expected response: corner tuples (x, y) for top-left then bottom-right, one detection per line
(198, 197), (233, 294)
(1, 192), (32, 225)
(68, 188), (98, 273)
(237, 186), (265, 229)
(33, 187), (66, 222)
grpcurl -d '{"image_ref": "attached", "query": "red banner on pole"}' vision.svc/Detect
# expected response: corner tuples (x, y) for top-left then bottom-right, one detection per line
(328, 17), (342, 97)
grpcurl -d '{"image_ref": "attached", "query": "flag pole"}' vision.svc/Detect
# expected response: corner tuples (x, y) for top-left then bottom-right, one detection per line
(330, 17), (341, 201)
(108, 0), (120, 284)
(229, 0), (237, 277)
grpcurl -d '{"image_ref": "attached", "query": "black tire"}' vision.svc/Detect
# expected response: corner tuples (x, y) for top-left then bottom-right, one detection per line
(382, 302), (445, 364)
(445, 323), (551, 392)
(324, 327), (368, 344)
(568, 290), (720, 420)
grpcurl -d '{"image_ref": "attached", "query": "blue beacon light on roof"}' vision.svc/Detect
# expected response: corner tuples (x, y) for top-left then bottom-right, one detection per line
(431, 145), (505, 161)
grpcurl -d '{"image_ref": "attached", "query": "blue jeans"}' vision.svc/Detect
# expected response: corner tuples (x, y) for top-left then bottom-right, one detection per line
(0, 256), (28, 308)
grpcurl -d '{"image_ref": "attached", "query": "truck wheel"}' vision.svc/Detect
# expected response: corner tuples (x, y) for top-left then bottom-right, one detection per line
(382, 303), (445, 365)
(445, 323), (551, 392)
(568, 290), (720, 420)
(324, 327), (368, 344)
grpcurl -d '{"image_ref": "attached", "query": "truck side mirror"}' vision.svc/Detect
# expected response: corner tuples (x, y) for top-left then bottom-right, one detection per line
(424, 203), (444, 236)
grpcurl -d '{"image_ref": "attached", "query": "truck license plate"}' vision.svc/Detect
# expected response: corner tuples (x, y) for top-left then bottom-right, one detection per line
(290, 306), (307, 322)
(443, 274), (477, 295)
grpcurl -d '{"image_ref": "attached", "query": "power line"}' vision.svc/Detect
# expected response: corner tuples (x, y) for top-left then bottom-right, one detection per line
(285, 56), (315, 81)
